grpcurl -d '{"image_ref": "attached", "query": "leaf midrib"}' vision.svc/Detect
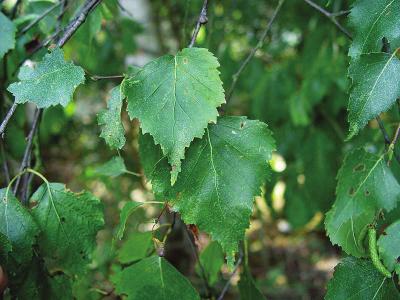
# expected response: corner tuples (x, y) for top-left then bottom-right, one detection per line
(355, 50), (399, 123)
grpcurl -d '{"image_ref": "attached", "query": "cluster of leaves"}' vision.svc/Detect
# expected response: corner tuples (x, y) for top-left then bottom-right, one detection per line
(324, 0), (400, 298)
(0, 182), (104, 298)
(1, 0), (276, 298)
(2, 0), (400, 298)
(98, 45), (276, 297)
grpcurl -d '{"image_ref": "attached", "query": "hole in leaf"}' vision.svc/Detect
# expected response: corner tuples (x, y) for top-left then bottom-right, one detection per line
(60, 217), (66, 223)
(365, 190), (370, 196)
(240, 122), (245, 128)
(353, 164), (365, 172)
(183, 58), (188, 64)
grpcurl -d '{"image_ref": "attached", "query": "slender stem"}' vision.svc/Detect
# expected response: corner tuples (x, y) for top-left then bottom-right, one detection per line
(391, 123), (400, 146)
(19, 2), (62, 36)
(13, 109), (42, 194)
(330, 10), (351, 17)
(90, 74), (125, 81)
(57, 0), (102, 47)
(376, 116), (391, 146)
(11, 0), (22, 19)
(217, 252), (243, 300)
(117, 0), (134, 18)
(226, 0), (285, 102)
(3, 167), (47, 203)
(137, 201), (165, 205)
(184, 227), (212, 298)
(188, 0), (208, 48)
(124, 170), (142, 177)
(303, 0), (352, 40)
(0, 141), (10, 184)
(0, 103), (18, 137)
(376, 116), (400, 165)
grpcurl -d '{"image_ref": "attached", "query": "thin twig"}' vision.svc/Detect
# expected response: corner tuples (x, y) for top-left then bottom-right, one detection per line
(0, 103), (17, 138)
(13, 109), (42, 194)
(188, 0), (208, 48)
(376, 116), (400, 164)
(11, 0), (22, 19)
(117, 0), (134, 18)
(226, 0), (285, 102)
(12, 0), (103, 197)
(330, 10), (351, 17)
(303, 0), (352, 40)
(0, 141), (10, 184)
(376, 116), (391, 146)
(391, 123), (400, 147)
(90, 75), (125, 81)
(217, 253), (243, 300)
(184, 227), (212, 298)
(19, 2), (62, 36)
(57, 0), (102, 47)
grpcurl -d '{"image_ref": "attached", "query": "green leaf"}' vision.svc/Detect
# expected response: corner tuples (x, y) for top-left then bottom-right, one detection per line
(0, 232), (12, 263)
(325, 257), (399, 300)
(0, 189), (39, 265)
(348, 0), (400, 57)
(9, 257), (73, 300)
(98, 85), (126, 149)
(167, 116), (275, 265)
(347, 52), (400, 137)
(30, 183), (104, 275)
(117, 231), (153, 264)
(196, 241), (224, 285)
(238, 267), (265, 300)
(0, 12), (16, 59)
(115, 201), (144, 240)
(124, 47), (225, 184)
(325, 149), (400, 257)
(7, 48), (85, 108)
(95, 156), (127, 177)
(112, 256), (200, 300)
(139, 132), (170, 199)
(378, 220), (400, 275)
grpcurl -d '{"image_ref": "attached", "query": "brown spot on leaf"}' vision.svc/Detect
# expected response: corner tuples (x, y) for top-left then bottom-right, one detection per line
(353, 163), (365, 172)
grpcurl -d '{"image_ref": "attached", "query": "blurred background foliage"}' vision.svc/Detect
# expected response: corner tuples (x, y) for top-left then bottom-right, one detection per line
(2, 0), (400, 299)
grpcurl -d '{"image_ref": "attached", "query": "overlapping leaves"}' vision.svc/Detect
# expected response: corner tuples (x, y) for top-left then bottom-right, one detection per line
(0, 183), (104, 297)
(141, 116), (275, 265)
(30, 183), (104, 275)
(124, 47), (225, 184)
(347, 0), (400, 137)
(325, 149), (400, 257)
